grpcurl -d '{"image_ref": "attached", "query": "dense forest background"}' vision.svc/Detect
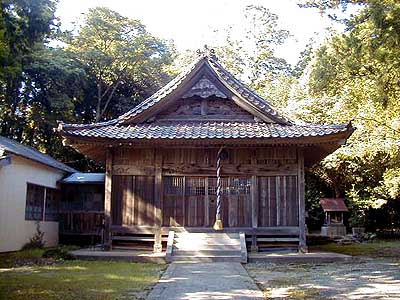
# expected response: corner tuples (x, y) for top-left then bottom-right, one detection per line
(1, 0), (399, 230)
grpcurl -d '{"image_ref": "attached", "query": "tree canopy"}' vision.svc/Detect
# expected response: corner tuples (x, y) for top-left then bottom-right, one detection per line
(0, 2), (175, 170)
(293, 0), (400, 228)
(66, 7), (175, 122)
(0, 0), (399, 228)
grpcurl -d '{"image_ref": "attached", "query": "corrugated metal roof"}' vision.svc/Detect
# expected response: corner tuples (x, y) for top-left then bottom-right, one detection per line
(61, 172), (105, 184)
(0, 136), (76, 173)
(320, 198), (348, 212)
(60, 121), (351, 140)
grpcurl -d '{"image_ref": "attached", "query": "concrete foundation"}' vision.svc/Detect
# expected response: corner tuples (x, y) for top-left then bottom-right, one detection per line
(321, 224), (347, 237)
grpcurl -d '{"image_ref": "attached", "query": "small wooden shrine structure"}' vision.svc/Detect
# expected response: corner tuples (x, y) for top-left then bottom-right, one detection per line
(59, 173), (105, 243)
(320, 198), (348, 237)
(57, 48), (354, 252)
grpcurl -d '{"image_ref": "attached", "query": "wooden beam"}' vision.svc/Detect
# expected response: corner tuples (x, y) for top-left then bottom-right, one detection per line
(104, 147), (113, 250)
(276, 176), (281, 226)
(205, 178), (209, 226)
(297, 148), (307, 253)
(251, 175), (258, 229)
(110, 225), (300, 235)
(153, 149), (163, 253)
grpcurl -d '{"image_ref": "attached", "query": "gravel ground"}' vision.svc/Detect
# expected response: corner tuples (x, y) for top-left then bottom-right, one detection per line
(246, 258), (400, 300)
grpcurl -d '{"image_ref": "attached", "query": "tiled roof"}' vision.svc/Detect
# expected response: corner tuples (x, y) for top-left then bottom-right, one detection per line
(208, 58), (291, 124)
(61, 172), (105, 184)
(320, 198), (348, 212)
(112, 54), (290, 125)
(58, 52), (290, 133)
(60, 122), (351, 141)
(57, 50), (354, 143)
(0, 136), (76, 173)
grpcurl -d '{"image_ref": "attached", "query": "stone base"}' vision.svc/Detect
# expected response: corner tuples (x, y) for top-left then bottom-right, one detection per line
(321, 225), (346, 237)
(250, 245), (259, 253)
(153, 242), (163, 253)
(352, 227), (365, 235)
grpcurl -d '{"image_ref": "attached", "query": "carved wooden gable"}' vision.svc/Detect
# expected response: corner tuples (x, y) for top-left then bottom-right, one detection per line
(153, 74), (257, 122)
(182, 76), (227, 99)
(155, 96), (256, 122)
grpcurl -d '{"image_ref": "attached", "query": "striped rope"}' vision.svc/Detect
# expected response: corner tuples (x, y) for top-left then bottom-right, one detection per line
(216, 148), (223, 221)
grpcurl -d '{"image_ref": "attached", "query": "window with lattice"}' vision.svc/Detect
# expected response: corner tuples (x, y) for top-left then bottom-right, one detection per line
(25, 183), (60, 221)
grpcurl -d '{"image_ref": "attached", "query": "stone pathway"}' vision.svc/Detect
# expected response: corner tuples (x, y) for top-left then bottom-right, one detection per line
(146, 262), (264, 300)
(246, 258), (400, 299)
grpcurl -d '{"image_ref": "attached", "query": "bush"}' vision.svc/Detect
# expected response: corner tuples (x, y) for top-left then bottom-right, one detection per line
(22, 221), (45, 250)
(42, 246), (76, 260)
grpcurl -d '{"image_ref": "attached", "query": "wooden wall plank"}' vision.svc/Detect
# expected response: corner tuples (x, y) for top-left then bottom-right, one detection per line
(276, 176), (281, 226)
(258, 175), (299, 228)
(109, 147), (303, 233)
(297, 148), (307, 252)
(104, 148), (113, 249)
(251, 175), (258, 228)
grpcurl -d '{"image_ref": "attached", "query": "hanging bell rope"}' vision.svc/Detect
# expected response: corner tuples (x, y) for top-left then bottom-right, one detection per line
(213, 146), (227, 230)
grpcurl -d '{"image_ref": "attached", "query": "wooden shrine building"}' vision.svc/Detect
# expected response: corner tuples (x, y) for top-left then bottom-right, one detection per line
(57, 49), (354, 252)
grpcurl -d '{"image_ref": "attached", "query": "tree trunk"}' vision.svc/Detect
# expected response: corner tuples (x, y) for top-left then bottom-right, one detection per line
(95, 82), (102, 122)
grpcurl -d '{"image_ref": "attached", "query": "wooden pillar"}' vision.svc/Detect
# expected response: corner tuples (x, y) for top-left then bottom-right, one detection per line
(205, 178), (209, 226)
(251, 175), (258, 229)
(251, 150), (258, 252)
(297, 148), (307, 253)
(104, 147), (113, 250)
(153, 149), (163, 253)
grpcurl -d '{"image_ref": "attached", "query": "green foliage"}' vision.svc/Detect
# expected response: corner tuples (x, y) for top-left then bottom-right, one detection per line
(42, 246), (76, 260)
(305, 172), (329, 230)
(0, 3), (175, 171)
(292, 0), (400, 229)
(22, 222), (45, 250)
(214, 5), (293, 110)
(66, 7), (175, 122)
(0, 248), (45, 268)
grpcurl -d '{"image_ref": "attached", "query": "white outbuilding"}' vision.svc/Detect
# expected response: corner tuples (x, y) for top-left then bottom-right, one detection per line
(0, 136), (76, 252)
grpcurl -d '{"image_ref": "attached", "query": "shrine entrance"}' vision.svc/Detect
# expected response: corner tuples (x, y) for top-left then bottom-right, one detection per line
(162, 176), (252, 228)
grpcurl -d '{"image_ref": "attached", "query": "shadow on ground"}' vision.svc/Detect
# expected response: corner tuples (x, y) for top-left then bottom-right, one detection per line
(246, 258), (400, 300)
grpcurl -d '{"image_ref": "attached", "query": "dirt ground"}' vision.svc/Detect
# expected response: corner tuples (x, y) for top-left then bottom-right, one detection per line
(246, 258), (400, 300)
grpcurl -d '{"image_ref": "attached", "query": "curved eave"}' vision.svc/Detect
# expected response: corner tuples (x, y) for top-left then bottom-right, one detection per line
(59, 126), (354, 166)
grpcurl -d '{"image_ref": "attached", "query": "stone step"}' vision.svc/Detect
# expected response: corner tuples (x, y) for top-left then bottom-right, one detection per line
(173, 244), (241, 251)
(170, 255), (243, 263)
(256, 237), (299, 242)
(170, 231), (245, 263)
(175, 233), (240, 238)
(173, 250), (241, 256)
(174, 240), (241, 246)
(175, 236), (240, 242)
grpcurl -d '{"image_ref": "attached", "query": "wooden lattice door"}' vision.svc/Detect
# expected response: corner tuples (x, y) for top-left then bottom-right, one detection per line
(185, 177), (206, 227)
(163, 176), (252, 227)
(208, 177), (252, 227)
(163, 176), (207, 227)
(163, 176), (184, 227)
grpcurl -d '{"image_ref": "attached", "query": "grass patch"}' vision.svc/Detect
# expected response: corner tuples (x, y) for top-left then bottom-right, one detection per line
(0, 249), (45, 268)
(311, 240), (400, 258)
(0, 260), (165, 300)
(0, 246), (80, 268)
